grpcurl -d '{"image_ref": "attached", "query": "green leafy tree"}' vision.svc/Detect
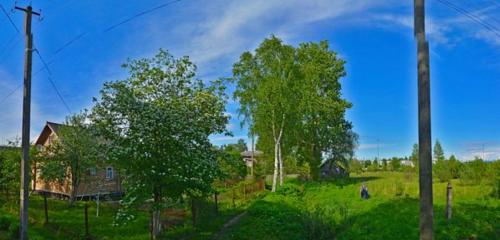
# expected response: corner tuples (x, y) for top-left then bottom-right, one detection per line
(390, 157), (402, 171)
(433, 140), (445, 162)
(39, 112), (100, 205)
(294, 40), (356, 180)
(0, 139), (21, 199)
(232, 37), (356, 186)
(90, 50), (229, 238)
(232, 36), (300, 191)
(448, 154), (461, 179)
(217, 140), (248, 179)
(364, 160), (372, 168)
(459, 157), (488, 185)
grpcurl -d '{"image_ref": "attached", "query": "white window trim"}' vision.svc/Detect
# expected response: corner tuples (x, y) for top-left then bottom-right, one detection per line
(106, 167), (114, 180)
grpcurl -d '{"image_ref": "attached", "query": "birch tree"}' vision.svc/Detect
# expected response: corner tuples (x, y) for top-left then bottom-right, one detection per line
(232, 36), (298, 192)
(90, 50), (229, 239)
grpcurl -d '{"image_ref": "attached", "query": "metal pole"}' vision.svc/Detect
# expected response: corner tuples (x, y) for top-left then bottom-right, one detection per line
(414, 0), (433, 239)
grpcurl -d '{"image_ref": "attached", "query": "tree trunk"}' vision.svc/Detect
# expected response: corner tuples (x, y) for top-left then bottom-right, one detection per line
(272, 141), (279, 192)
(151, 190), (162, 239)
(278, 142), (283, 186)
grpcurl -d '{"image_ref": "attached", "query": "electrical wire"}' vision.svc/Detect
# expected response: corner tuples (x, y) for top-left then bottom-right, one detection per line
(103, 0), (182, 32)
(437, 0), (500, 38)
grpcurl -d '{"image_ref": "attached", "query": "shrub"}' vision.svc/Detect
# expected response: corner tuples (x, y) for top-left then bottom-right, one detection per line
(434, 160), (452, 183)
(395, 180), (404, 197)
(277, 183), (305, 197)
(0, 215), (11, 230)
(8, 221), (19, 239)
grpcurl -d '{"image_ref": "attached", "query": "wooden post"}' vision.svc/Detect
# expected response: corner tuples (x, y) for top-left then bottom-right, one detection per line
(232, 188), (235, 208)
(84, 202), (89, 239)
(15, 5), (40, 239)
(414, 0), (433, 239)
(191, 198), (196, 225)
(96, 193), (100, 217)
(446, 182), (452, 220)
(243, 184), (246, 201)
(43, 192), (49, 225)
(214, 192), (219, 215)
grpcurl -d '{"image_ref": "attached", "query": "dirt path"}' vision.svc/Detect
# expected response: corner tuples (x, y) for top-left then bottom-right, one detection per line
(212, 211), (248, 240)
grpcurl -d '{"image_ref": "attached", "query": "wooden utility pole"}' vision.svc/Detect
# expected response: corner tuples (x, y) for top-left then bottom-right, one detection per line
(15, 5), (40, 240)
(414, 0), (433, 239)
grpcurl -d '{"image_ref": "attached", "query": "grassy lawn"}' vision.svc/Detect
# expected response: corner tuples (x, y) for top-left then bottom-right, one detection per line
(220, 172), (500, 240)
(0, 186), (265, 239)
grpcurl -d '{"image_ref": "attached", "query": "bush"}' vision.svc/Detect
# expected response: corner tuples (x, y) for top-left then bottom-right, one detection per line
(277, 183), (305, 197)
(0, 215), (11, 230)
(8, 221), (19, 239)
(434, 160), (452, 183)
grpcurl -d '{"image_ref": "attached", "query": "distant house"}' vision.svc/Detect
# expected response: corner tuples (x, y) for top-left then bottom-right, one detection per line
(32, 121), (123, 198)
(401, 160), (414, 167)
(320, 160), (348, 178)
(240, 150), (262, 176)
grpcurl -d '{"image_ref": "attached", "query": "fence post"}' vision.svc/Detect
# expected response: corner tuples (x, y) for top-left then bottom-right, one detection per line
(243, 184), (246, 201)
(214, 192), (219, 215)
(232, 188), (235, 208)
(446, 182), (452, 220)
(43, 192), (49, 225)
(84, 202), (89, 239)
(191, 198), (196, 225)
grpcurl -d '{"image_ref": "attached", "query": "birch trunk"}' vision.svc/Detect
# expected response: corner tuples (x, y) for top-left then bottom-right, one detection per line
(278, 142), (283, 186)
(272, 141), (279, 192)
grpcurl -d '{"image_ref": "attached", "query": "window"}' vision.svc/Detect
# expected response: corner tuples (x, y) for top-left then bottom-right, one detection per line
(89, 167), (96, 176)
(106, 167), (113, 180)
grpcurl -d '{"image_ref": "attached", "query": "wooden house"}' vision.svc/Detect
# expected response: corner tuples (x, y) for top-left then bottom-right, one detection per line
(32, 121), (123, 198)
(320, 160), (348, 178)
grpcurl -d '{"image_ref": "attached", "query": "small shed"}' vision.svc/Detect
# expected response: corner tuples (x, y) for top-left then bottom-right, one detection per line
(320, 160), (348, 178)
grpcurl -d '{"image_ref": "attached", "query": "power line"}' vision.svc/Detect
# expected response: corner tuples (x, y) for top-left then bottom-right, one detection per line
(0, 83), (23, 105)
(46, 75), (72, 114)
(53, 32), (87, 54)
(0, 4), (21, 34)
(33, 49), (72, 114)
(437, 0), (500, 38)
(103, 0), (182, 32)
(33, 48), (52, 75)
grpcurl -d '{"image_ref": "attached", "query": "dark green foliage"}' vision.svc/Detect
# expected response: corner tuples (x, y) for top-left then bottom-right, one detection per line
(433, 140), (445, 162)
(390, 157), (402, 171)
(276, 183), (304, 197)
(217, 140), (248, 179)
(348, 159), (362, 174)
(459, 158), (489, 185)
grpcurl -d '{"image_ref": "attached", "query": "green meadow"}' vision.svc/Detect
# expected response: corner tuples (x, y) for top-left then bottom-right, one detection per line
(1, 172), (498, 239)
(219, 172), (499, 240)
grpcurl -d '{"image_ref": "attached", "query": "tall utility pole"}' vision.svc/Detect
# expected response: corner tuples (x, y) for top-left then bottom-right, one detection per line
(15, 5), (40, 240)
(414, 0), (433, 239)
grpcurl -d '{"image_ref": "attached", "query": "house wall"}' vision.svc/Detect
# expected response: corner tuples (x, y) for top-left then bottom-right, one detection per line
(32, 125), (123, 197)
(75, 167), (122, 197)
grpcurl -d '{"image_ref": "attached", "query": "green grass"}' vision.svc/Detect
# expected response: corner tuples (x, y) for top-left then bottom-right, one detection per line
(0, 183), (264, 239)
(219, 172), (500, 240)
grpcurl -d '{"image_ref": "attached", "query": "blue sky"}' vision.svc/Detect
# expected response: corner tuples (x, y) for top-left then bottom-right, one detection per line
(0, 0), (498, 160)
